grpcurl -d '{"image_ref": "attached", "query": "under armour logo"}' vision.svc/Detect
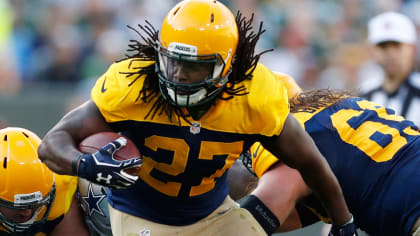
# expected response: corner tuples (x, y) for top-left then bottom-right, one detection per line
(96, 173), (112, 184)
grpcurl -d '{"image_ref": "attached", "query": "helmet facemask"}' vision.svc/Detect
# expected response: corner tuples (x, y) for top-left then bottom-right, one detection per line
(156, 42), (231, 108)
(0, 184), (56, 233)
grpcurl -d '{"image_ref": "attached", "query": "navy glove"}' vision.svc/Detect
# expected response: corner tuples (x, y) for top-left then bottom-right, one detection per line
(329, 215), (358, 236)
(74, 137), (143, 189)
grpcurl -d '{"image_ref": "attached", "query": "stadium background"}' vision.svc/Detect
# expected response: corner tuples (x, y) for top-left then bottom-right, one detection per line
(1, 0), (418, 235)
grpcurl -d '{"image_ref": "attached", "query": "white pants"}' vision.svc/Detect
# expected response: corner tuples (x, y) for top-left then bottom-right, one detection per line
(413, 217), (420, 236)
(109, 196), (267, 236)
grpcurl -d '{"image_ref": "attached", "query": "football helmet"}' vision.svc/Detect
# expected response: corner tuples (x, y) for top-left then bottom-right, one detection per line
(156, 0), (239, 107)
(0, 127), (56, 233)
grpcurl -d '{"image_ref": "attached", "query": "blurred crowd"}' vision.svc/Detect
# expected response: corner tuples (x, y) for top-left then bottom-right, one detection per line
(1, 0), (420, 95)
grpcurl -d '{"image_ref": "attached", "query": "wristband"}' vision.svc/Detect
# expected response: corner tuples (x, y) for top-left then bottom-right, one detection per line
(72, 153), (82, 175)
(240, 195), (280, 235)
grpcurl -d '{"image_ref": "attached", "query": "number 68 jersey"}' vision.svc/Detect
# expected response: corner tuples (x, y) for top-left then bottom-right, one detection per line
(253, 97), (420, 236)
(90, 59), (290, 226)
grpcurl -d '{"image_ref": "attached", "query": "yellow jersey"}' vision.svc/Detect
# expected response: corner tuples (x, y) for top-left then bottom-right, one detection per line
(90, 58), (290, 225)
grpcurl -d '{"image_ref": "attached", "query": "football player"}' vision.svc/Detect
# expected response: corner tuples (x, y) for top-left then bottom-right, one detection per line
(37, 0), (356, 235)
(229, 90), (420, 236)
(73, 70), (302, 236)
(0, 127), (89, 236)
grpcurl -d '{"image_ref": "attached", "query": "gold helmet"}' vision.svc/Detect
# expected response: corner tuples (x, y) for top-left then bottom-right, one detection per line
(156, 0), (239, 107)
(0, 127), (56, 233)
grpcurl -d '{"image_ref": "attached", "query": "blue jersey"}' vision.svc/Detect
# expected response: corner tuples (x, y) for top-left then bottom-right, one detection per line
(300, 97), (420, 236)
(253, 97), (420, 236)
(90, 59), (290, 225)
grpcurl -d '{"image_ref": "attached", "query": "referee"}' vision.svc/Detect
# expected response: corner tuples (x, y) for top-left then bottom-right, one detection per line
(361, 12), (420, 126)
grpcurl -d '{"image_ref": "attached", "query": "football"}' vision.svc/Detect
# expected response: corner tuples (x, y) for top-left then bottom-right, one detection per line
(78, 132), (142, 176)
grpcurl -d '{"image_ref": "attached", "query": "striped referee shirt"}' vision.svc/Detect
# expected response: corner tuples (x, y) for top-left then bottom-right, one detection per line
(361, 72), (420, 126)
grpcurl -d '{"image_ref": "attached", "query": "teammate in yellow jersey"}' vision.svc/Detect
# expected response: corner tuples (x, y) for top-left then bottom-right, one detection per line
(0, 127), (89, 236)
(38, 0), (355, 235)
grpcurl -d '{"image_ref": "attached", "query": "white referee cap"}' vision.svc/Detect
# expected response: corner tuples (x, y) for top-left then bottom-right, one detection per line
(368, 11), (417, 45)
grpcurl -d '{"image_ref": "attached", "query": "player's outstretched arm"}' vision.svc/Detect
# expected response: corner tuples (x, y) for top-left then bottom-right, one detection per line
(251, 162), (311, 226)
(38, 100), (113, 175)
(276, 208), (304, 232)
(260, 114), (355, 234)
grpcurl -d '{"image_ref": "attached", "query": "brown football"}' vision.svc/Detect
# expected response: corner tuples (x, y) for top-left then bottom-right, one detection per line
(78, 132), (141, 176)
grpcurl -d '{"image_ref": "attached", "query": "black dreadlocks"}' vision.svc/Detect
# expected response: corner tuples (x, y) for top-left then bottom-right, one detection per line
(290, 89), (356, 113)
(120, 12), (272, 123)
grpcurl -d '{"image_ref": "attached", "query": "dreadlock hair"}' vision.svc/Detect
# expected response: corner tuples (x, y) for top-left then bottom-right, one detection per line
(120, 12), (271, 123)
(221, 12), (273, 99)
(290, 89), (357, 113)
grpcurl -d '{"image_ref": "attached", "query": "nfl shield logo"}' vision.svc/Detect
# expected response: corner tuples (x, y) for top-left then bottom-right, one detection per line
(139, 229), (151, 236)
(190, 122), (201, 134)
